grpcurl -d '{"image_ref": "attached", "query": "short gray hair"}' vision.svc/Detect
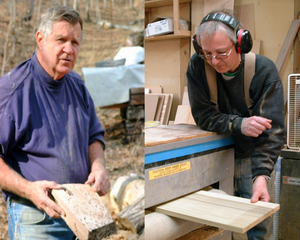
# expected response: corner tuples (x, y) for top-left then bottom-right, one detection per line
(38, 6), (83, 40)
(195, 9), (242, 47)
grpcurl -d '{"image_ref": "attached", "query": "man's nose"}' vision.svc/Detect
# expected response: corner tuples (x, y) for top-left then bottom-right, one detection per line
(211, 56), (220, 65)
(63, 42), (74, 54)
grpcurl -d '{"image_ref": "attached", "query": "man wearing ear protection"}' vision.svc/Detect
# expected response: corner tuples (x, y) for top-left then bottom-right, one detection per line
(186, 9), (285, 240)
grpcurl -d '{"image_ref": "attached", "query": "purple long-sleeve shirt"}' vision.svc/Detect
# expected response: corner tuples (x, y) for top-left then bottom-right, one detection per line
(0, 53), (105, 199)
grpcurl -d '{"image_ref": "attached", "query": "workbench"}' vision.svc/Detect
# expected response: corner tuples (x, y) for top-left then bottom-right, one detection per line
(145, 124), (235, 208)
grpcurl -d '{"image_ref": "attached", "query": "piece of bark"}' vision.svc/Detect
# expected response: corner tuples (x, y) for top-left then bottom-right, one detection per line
(52, 184), (117, 240)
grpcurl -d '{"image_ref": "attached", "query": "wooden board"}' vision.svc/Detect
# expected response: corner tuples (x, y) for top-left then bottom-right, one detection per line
(234, 4), (255, 39)
(52, 184), (117, 240)
(154, 190), (280, 234)
(203, 0), (234, 15)
(275, 19), (300, 74)
(145, 85), (162, 93)
(251, 40), (261, 55)
(145, 124), (215, 147)
(154, 95), (165, 121)
(181, 91), (189, 105)
(174, 105), (196, 125)
(145, 94), (159, 121)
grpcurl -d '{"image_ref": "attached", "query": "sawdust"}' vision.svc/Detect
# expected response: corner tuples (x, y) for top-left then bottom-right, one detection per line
(175, 225), (221, 240)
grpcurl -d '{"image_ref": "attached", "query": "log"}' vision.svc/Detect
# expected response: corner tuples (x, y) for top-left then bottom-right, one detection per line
(117, 195), (144, 234)
(52, 184), (117, 240)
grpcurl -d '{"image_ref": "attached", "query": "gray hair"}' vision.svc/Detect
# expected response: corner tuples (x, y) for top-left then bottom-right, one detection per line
(195, 9), (242, 47)
(38, 6), (83, 40)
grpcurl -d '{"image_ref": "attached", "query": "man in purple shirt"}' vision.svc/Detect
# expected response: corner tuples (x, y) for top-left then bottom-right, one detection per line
(0, 6), (110, 239)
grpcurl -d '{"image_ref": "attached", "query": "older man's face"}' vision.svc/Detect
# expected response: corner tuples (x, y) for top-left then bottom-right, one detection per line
(200, 30), (241, 74)
(36, 20), (82, 80)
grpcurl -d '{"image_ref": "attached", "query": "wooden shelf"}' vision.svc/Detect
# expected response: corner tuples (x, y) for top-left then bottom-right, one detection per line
(145, 0), (191, 8)
(145, 30), (191, 41)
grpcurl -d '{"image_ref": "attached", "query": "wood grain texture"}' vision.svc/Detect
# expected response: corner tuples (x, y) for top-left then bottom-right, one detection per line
(275, 19), (300, 74)
(154, 190), (280, 234)
(52, 184), (117, 240)
(145, 124), (215, 147)
(145, 94), (159, 121)
(174, 105), (196, 125)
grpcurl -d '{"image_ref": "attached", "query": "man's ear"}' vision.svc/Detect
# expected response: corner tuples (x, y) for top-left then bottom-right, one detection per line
(36, 31), (44, 48)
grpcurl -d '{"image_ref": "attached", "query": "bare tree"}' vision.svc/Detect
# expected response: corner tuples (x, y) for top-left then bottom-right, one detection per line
(73, 0), (78, 10)
(95, 0), (101, 23)
(2, 0), (16, 76)
(85, 0), (90, 22)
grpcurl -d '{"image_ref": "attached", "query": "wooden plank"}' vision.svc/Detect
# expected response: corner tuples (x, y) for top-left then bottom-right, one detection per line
(181, 89), (189, 105)
(174, 105), (196, 125)
(275, 19), (300, 74)
(235, 4), (255, 40)
(154, 95), (165, 121)
(251, 39), (261, 55)
(203, 0), (234, 15)
(145, 124), (215, 147)
(52, 184), (117, 240)
(157, 93), (173, 125)
(145, 85), (162, 93)
(145, 94), (159, 121)
(154, 190), (280, 234)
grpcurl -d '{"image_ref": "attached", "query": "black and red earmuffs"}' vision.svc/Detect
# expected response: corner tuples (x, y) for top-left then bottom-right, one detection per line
(193, 12), (253, 55)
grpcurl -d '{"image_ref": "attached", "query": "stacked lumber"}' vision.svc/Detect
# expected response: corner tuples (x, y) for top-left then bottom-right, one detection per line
(125, 88), (144, 142)
(145, 85), (173, 125)
(174, 87), (196, 125)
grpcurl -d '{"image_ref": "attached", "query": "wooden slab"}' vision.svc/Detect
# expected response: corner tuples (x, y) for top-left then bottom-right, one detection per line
(154, 95), (165, 121)
(181, 91), (190, 105)
(145, 94), (159, 121)
(203, 0), (234, 15)
(174, 105), (196, 125)
(275, 19), (300, 74)
(154, 190), (280, 234)
(145, 124), (215, 147)
(52, 184), (117, 240)
(235, 4), (255, 39)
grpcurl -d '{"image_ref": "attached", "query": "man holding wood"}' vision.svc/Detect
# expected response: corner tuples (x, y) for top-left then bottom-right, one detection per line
(186, 9), (285, 240)
(0, 6), (110, 239)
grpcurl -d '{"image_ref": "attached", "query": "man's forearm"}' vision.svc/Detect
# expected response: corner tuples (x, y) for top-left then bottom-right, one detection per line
(0, 157), (31, 198)
(88, 141), (106, 172)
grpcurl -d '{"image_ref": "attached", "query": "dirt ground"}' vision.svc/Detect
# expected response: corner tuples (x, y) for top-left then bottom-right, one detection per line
(0, 0), (144, 239)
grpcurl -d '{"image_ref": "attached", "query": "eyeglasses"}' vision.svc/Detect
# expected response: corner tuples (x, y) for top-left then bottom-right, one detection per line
(200, 45), (234, 61)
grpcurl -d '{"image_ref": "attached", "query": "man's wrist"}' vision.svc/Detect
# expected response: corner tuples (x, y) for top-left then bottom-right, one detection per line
(253, 175), (271, 183)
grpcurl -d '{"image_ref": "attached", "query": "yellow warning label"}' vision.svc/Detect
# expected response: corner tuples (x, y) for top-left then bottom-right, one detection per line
(149, 162), (191, 180)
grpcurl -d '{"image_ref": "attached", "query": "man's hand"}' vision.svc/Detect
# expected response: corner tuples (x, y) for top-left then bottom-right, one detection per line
(85, 167), (110, 196)
(251, 175), (270, 203)
(87, 141), (110, 196)
(242, 116), (272, 137)
(26, 181), (65, 218)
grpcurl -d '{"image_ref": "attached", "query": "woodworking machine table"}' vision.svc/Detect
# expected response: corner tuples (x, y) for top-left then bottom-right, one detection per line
(145, 124), (235, 208)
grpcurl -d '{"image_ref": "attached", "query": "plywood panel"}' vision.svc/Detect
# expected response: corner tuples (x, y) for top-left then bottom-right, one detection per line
(145, 94), (159, 121)
(234, 4), (255, 39)
(154, 190), (280, 234)
(204, 0), (234, 15)
(174, 105), (196, 125)
(145, 38), (189, 120)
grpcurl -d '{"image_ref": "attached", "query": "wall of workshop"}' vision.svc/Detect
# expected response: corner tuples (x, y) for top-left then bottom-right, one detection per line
(235, 0), (295, 99)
